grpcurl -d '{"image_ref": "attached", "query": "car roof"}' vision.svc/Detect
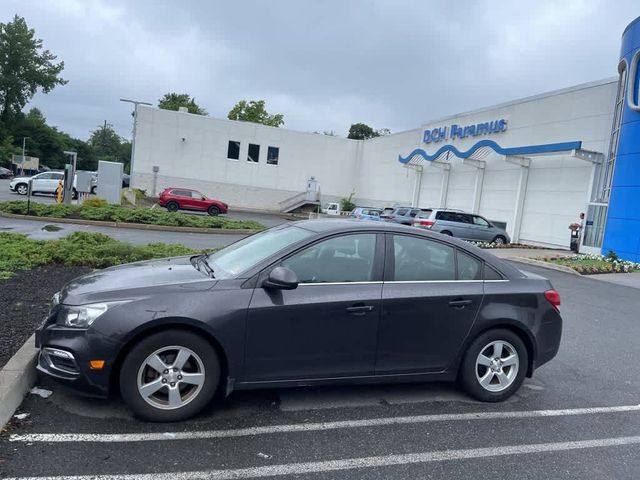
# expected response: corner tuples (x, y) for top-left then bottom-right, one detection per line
(289, 219), (524, 278)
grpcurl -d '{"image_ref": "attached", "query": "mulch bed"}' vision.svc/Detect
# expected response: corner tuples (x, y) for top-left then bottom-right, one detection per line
(0, 265), (92, 369)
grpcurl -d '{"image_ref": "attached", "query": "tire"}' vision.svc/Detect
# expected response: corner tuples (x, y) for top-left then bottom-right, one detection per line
(492, 235), (507, 245)
(166, 201), (179, 212)
(440, 230), (453, 236)
(459, 329), (528, 402)
(207, 205), (220, 216)
(119, 329), (220, 422)
(16, 183), (28, 195)
(72, 188), (78, 200)
(91, 186), (97, 194)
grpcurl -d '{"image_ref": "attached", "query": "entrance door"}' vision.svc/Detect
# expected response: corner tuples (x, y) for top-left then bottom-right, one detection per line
(581, 203), (608, 255)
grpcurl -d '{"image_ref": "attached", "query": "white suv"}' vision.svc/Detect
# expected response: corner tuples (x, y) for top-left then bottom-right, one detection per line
(10, 171), (66, 196)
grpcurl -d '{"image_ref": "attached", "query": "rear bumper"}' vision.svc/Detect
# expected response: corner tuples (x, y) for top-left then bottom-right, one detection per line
(534, 310), (563, 370)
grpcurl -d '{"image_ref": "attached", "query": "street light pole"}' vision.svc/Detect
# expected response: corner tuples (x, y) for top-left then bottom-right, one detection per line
(20, 137), (30, 176)
(120, 98), (152, 190)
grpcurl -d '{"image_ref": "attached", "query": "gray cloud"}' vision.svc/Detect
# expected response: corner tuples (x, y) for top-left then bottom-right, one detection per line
(2, 0), (637, 140)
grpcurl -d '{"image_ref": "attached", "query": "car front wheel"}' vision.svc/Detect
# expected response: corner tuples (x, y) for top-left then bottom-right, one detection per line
(207, 205), (220, 216)
(459, 329), (527, 402)
(493, 235), (507, 245)
(16, 183), (28, 195)
(119, 330), (220, 422)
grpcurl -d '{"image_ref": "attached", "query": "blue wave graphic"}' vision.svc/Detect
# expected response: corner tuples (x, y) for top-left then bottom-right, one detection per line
(398, 139), (583, 164)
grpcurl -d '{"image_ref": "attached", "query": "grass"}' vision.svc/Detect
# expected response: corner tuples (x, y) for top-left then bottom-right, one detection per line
(0, 200), (263, 230)
(544, 254), (640, 274)
(0, 231), (205, 280)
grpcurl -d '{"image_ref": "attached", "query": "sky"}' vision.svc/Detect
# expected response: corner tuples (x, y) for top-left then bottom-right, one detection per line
(1, 0), (638, 141)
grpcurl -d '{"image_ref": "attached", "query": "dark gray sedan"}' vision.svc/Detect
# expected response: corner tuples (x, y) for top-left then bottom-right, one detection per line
(36, 220), (562, 421)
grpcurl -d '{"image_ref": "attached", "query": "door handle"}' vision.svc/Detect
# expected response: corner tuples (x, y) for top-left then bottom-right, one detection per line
(346, 305), (375, 315)
(448, 299), (472, 309)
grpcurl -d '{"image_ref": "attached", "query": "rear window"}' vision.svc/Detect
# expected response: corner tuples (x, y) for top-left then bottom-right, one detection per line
(415, 210), (433, 219)
(395, 208), (409, 216)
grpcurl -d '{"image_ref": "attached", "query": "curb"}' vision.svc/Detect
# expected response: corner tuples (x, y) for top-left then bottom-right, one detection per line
(508, 257), (580, 275)
(0, 334), (38, 428)
(0, 212), (259, 235)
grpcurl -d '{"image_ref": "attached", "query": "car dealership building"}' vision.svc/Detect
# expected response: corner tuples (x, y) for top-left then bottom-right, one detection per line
(131, 17), (640, 260)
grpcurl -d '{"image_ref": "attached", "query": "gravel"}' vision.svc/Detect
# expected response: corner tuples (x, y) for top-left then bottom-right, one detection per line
(0, 265), (91, 369)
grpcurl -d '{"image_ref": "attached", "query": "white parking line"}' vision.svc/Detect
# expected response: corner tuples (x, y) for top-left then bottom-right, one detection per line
(10, 404), (640, 443)
(6, 435), (640, 480)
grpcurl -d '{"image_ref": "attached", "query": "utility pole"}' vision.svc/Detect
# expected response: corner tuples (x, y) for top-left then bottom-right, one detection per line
(20, 137), (30, 176)
(120, 99), (152, 190)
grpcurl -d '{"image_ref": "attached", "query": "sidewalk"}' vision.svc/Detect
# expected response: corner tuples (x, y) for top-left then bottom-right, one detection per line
(585, 272), (640, 289)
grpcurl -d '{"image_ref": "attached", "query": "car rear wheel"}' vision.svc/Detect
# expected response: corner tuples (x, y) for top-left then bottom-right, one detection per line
(493, 235), (507, 245)
(119, 330), (220, 422)
(166, 201), (179, 212)
(459, 329), (527, 402)
(207, 205), (220, 216)
(16, 183), (28, 195)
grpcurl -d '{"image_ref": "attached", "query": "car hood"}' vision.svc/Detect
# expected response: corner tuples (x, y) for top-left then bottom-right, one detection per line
(9, 176), (31, 183)
(60, 256), (215, 305)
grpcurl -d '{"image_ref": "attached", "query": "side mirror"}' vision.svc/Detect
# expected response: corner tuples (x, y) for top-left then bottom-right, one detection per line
(263, 266), (299, 290)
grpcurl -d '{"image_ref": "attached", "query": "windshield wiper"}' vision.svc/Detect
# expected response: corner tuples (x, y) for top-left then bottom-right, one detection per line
(191, 253), (215, 278)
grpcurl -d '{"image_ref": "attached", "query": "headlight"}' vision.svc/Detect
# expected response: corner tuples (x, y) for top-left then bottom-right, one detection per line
(57, 301), (125, 328)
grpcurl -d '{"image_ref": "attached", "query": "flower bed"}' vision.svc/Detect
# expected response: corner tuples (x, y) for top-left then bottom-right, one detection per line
(469, 241), (550, 249)
(0, 201), (263, 230)
(542, 253), (640, 275)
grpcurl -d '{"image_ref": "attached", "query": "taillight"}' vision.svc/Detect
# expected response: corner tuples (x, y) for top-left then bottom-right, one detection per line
(544, 289), (561, 310)
(414, 219), (435, 228)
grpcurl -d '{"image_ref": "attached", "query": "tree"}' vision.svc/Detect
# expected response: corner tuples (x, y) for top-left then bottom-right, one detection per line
(0, 135), (20, 167)
(347, 123), (390, 140)
(227, 100), (284, 127)
(158, 93), (207, 115)
(88, 122), (123, 159)
(0, 15), (67, 120)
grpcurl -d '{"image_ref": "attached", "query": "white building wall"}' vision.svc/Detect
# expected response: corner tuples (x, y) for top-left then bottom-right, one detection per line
(133, 107), (363, 210)
(132, 78), (617, 248)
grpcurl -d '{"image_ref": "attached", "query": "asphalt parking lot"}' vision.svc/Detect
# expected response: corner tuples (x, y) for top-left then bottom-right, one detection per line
(1, 263), (639, 479)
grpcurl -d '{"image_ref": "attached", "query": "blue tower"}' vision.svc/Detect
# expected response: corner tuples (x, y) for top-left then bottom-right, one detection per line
(602, 16), (640, 261)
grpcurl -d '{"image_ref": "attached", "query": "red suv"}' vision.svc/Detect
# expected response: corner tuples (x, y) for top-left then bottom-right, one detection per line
(159, 188), (228, 216)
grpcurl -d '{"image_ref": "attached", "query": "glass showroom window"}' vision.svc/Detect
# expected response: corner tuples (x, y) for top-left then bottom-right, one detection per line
(247, 144), (260, 163)
(227, 141), (240, 160)
(267, 146), (279, 165)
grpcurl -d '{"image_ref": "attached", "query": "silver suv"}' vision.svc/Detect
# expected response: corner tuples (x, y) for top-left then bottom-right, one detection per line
(412, 209), (510, 244)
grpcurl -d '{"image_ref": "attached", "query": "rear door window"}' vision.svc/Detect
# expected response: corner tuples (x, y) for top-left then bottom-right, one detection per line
(457, 251), (483, 280)
(392, 235), (455, 281)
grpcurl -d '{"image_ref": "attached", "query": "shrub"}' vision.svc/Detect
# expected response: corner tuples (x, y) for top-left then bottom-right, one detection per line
(82, 197), (109, 208)
(340, 192), (356, 212)
(0, 201), (263, 230)
(0, 231), (209, 279)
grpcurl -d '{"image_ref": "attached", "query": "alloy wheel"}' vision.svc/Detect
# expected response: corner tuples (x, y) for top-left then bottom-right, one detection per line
(137, 346), (206, 410)
(475, 340), (519, 392)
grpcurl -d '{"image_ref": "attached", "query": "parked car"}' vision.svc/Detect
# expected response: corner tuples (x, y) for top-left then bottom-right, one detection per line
(412, 209), (511, 244)
(322, 202), (342, 215)
(0, 166), (13, 179)
(350, 207), (382, 220)
(383, 206), (431, 225)
(158, 187), (228, 216)
(36, 219), (562, 421)
(9, 171), (66, 196)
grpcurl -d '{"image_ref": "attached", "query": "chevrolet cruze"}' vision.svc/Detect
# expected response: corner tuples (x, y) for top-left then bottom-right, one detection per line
(36, 220), (562, 422)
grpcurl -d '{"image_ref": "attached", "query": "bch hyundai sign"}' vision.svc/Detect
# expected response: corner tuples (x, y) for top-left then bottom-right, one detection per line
(423, 119), (507, 144)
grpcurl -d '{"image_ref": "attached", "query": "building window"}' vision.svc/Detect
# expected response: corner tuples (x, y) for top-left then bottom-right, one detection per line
(267, 146), (279, 165)
(227, 141), (240, 160)
(247, 143), (260, 163)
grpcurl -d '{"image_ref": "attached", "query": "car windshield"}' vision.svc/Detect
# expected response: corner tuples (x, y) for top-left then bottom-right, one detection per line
(206, 225), (314, 278)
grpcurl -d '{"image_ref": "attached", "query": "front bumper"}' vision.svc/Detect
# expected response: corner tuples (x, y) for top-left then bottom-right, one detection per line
(35, 321), (122, 398)
(9, 184), (16, 192)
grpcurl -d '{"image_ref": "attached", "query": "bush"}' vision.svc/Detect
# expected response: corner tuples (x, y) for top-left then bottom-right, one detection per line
(82, 197), (109, 208)
(0, 231), (209, 279)
(0, 200), (263, 230)
(340, 192), (356, 212)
